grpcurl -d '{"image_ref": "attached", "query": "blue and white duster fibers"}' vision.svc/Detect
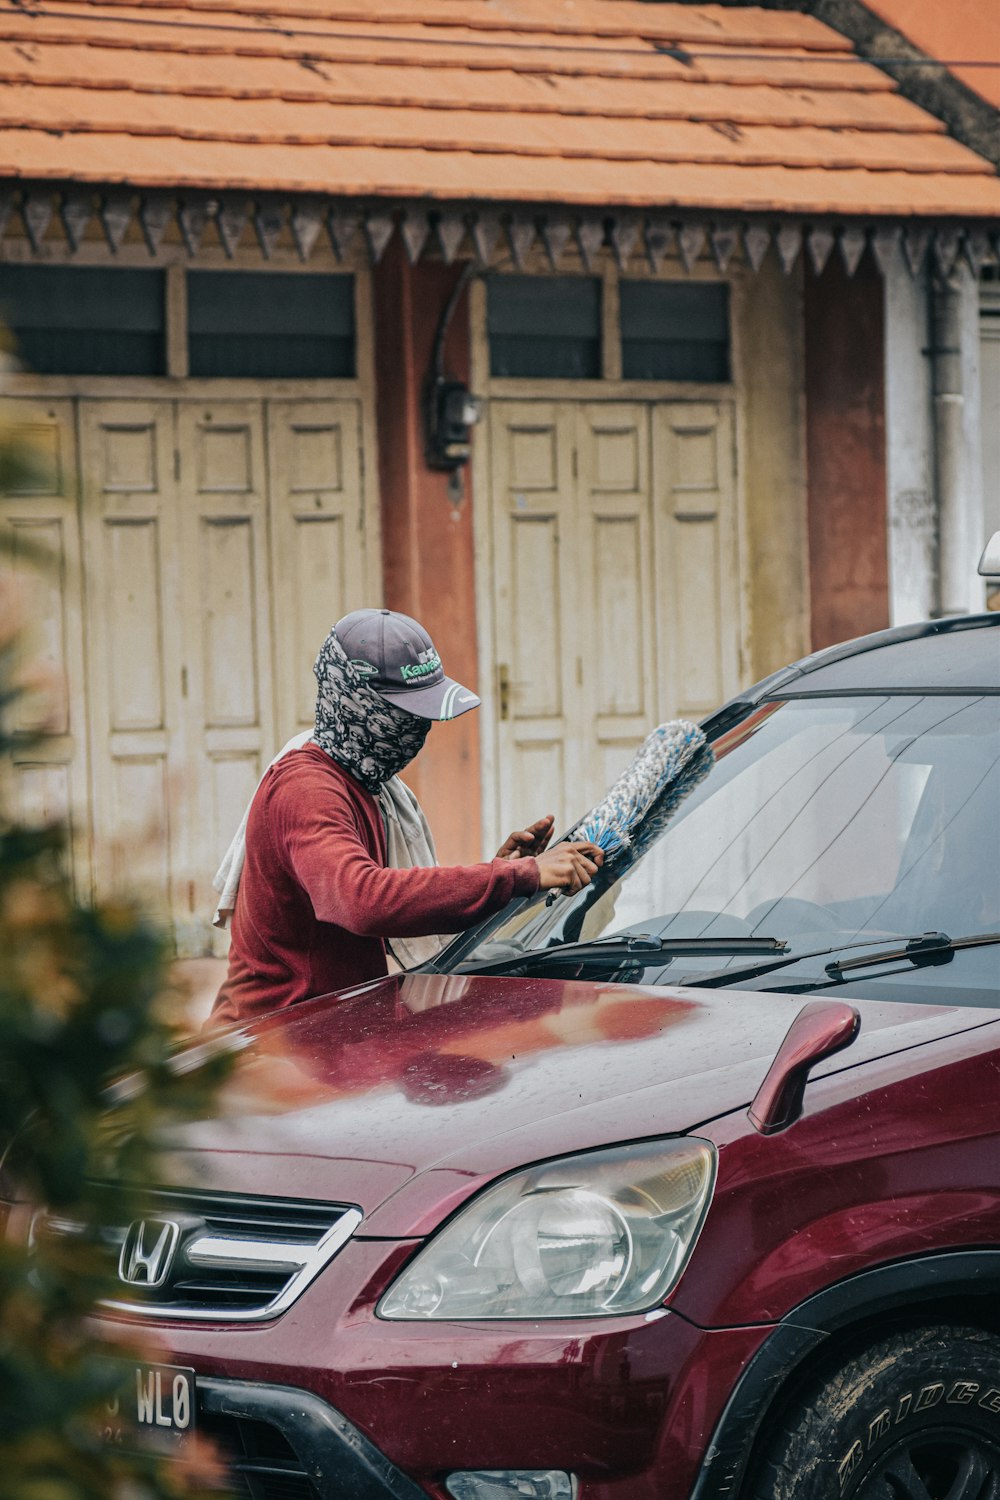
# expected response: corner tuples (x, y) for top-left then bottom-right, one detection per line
(568, 720), (712, 861)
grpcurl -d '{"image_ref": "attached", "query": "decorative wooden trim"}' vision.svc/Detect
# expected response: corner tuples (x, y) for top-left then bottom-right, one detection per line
(711, 224), (739, 274)
(363, 212), (395, 264)
(60, 190), (93, 253)
(436, 213), (467, 265)
(840, 226), (868, 277)
(253, 199), (285, 260)
(743, 224), (770, 274)
(21, 190), (53, 252)
(645, 219), (674, 273)
(678, 222), (707, 273)
(141, 195), (173, 257)
(507, 213), (536, 271)
(807, 226), (836, 277)
(872, 226), (901, 278)
(400, 212), (431, 266)
(216, 197), (249, 259)
(0, 188), (995, 284)
(776, 225), (802, 275)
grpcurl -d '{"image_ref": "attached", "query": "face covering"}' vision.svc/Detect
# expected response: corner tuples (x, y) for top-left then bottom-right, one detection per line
(312, 628), (430, 795)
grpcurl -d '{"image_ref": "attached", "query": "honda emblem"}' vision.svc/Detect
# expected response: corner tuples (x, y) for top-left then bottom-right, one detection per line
(118, 1218), (180, 1288)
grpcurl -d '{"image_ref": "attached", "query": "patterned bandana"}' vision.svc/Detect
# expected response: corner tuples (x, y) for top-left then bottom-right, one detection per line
(312, 629), (430, 794)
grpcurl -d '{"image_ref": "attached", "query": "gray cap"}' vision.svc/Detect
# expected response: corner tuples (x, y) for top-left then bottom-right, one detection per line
(334, 608), (481, 722)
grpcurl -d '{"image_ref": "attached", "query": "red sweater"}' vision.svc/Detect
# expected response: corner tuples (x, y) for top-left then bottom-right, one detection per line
(211, 745), (539, 1027)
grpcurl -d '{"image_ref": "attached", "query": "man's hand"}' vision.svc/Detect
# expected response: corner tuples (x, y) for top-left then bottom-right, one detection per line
(535, 842), (604, 894)
(496, 813), (555, 861)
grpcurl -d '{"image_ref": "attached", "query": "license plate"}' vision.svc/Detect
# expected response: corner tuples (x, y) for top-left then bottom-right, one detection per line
(103, 1361), (196, 1449)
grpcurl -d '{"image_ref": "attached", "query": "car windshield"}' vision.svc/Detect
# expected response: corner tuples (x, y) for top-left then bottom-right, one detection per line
(448, 694), (1000, 1006)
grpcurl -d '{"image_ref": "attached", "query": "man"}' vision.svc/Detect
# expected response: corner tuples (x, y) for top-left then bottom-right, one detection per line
(210, 608), (602, 1027)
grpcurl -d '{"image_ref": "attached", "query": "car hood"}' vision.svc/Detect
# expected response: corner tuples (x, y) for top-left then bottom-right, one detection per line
(163, 973), (996, 1237)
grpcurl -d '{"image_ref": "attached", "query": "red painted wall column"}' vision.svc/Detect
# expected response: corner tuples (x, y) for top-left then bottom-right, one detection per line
(804, 254), (890, 650)
(373, 239), (481, 865)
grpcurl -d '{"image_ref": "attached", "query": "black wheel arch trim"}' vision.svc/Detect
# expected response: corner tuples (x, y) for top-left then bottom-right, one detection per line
(199, 1376), (428, 1500)
(688, 1249), (1000, 1500)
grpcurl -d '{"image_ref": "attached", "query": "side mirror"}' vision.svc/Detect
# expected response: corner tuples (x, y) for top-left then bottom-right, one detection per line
(978, 531), (1000, 579)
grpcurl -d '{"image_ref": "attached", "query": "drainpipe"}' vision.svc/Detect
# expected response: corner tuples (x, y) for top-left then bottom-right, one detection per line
(931, 273), (966, 617)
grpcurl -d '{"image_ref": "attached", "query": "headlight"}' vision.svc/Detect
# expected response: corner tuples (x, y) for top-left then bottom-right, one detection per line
(378, 1138), (715, 1321)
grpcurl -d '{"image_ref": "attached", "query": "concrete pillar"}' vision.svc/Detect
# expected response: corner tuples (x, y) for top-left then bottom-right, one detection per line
(373, 241), (482, 865)
(884, 254), (936, 624)
(932, 265), (985, 616)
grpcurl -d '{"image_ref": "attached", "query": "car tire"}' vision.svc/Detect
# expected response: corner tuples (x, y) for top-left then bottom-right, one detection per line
(748, 1326), (1000, 1499)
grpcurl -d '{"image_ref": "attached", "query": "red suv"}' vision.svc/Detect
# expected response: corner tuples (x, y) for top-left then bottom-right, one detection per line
(48, 616), (1000, 1498)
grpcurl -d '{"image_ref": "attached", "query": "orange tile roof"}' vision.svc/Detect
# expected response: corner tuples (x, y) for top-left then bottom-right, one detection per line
(0, 0), (997, 218)
(862, 0), (1000, 111)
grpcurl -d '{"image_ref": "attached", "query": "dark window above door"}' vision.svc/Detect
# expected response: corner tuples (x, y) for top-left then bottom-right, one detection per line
(487, 275), (602, 379)
(486, 272), (730, 383)
(187, 271), (355, 379)
(620, 281), (729, 382)
(0, 264), (165, 376)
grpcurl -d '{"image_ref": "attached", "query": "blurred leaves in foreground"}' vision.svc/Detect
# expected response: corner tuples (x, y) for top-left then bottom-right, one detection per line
(0, 410), (234, 1498)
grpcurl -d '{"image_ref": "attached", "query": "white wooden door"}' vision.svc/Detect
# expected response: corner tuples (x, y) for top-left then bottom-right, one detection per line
(488, 400), (584, 835)
(653, 402), (740, 718)
(78, 399), (186, 917)
(488, 398), (739, 842)
(175, 399), (275, 954)
(8, 391), (374, 954)
(267, 399), (368, 740)
(0, 397), (91, 896)
(575, 403), (659, 802)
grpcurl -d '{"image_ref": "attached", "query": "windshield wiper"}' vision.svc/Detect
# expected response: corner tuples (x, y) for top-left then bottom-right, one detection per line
(677, 931), (1000, 990)
(824, 930), (1000, 977)
(454, 934), (787, 977)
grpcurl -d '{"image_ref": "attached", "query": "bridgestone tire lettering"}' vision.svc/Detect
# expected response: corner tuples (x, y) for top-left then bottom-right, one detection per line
(748, 1326), (1000, 1500)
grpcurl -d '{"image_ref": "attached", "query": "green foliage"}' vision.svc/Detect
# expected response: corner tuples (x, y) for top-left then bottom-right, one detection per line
(0, 416), (232, 1498)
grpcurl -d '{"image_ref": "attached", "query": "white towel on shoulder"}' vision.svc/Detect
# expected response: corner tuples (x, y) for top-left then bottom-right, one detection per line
(211, 733), (450, 968)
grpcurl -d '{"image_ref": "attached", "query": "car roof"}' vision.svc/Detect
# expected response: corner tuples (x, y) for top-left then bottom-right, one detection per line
(704, 614), (999, 734)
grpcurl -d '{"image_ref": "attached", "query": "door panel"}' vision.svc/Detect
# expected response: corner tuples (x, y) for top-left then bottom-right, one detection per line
(0, 397), (90, 896)
(105, 517), (166, 731)
(489, 401), (582, 833)
(78, 399), (182, 915)
(10, 390), (376, 957)
(176, 400), (274, 955)
(267, 400), (366, 738)
(576, 404), (656, 806)
(653, 403), (740, 719)
(488, 397), (739, 846)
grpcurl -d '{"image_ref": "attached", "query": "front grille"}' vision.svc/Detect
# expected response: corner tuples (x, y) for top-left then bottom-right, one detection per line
(41, 1188), (362, 1322)
(202, 1412), (321, 1500)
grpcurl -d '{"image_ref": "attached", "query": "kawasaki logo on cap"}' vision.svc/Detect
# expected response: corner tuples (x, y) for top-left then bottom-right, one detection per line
(400, 651), (442, 682)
